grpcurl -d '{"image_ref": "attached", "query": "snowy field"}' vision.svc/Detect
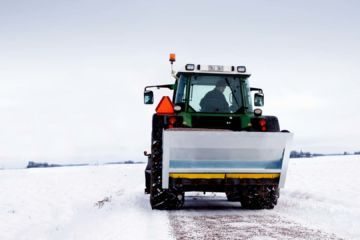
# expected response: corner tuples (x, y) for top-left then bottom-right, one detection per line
(1, 155), (360, 240)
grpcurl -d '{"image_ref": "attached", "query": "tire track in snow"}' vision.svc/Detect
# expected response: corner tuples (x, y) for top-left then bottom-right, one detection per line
(168, 196), (343, 240)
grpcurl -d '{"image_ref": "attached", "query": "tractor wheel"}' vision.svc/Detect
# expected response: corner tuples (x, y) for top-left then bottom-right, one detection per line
(225, 191), (241, 202)
(150, 188), (184, 210)
(240, 185), (279, 209)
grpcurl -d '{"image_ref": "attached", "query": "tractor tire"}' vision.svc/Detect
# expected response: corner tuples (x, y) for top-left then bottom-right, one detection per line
(149, 115), (185, 210)
(240, 185), (279, 209)
(225, 191), (241, 202)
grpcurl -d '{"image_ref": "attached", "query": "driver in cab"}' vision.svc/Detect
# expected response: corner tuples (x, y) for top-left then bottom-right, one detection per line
(200, 79), (229, 113)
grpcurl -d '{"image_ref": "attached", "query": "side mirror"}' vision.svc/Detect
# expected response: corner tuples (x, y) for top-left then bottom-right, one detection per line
(254, 93), (264, 107)
(144, 90), (154, 104)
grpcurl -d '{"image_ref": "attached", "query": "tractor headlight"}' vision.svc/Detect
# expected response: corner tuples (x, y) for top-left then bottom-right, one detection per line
(185, 64), (195, 71)
(254, 108), (262, 116)
(237, 66), (246, 73)
(174, 105), (182, 112)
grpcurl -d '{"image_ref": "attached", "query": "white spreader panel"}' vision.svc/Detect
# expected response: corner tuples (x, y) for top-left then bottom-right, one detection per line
(162, 130), (293, 189)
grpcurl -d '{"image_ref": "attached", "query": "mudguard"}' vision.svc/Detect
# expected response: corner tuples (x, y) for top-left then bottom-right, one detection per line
(162, 129), (293, 189)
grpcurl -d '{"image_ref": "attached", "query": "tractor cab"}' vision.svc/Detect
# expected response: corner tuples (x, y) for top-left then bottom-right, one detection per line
(144, 58), (267, 131)
(174, 65), (254, 114)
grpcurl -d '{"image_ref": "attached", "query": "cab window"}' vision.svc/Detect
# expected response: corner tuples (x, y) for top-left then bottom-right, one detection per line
(188, 75), (243, 113)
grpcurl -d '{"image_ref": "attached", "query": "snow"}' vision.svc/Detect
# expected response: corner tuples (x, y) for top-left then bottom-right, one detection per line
(0, 165), (171, 240)
(1, 155), (360, 239)
(279, 155), (360, 239)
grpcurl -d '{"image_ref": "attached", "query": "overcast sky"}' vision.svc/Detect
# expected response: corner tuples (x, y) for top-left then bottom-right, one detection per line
(1, 0), (359, 168)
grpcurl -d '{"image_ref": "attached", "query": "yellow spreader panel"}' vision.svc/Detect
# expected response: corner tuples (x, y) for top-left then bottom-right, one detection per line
(169, 173), (225, 179)
(226, 173), (280, 179)
(169, 173), (280, 179)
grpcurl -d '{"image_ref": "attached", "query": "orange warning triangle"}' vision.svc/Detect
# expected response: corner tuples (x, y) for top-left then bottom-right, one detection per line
(156, 96), (174, 114)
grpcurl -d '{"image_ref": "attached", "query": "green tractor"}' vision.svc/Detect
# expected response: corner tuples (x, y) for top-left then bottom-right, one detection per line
(144, 54), (293, 210)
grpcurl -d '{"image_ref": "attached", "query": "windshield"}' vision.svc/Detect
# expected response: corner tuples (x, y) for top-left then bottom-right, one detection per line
(187, 74), (249, 113)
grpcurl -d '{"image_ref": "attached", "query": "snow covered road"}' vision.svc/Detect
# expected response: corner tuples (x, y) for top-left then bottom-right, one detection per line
(1, 155), (359, 239)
